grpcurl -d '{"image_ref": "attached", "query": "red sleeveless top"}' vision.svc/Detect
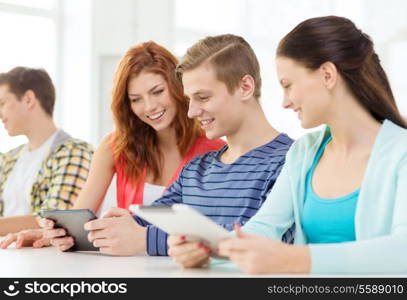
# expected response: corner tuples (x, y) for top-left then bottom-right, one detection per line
(113, 136), (225, 210)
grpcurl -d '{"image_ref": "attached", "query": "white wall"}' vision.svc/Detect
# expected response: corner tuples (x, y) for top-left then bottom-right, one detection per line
(57, 0), (92, 142)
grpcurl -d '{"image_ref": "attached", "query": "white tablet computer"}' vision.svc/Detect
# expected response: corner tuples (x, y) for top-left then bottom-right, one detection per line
(130, 204), (232, 255)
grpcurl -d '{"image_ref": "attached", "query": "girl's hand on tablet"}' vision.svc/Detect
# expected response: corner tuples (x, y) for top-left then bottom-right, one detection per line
(168, 235), (211, 268)
(40, 218), (75, 252)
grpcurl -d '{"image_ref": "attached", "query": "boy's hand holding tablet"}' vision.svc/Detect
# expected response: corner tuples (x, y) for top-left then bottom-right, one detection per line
(130, 204), (232, 267)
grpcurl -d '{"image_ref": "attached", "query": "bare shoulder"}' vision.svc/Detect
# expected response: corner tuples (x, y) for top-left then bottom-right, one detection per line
(94, 134), (114, 162)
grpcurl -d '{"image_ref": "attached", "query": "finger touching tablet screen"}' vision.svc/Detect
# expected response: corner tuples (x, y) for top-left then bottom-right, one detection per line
(42, 209), (98, 251)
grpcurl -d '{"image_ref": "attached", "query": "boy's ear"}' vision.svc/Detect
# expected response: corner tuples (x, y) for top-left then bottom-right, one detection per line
(22, 90), (37, 110)
(239, 74), (256, 101)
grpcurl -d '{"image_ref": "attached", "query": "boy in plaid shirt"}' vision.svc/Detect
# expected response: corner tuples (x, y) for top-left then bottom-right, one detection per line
(0, 67), (93, 236)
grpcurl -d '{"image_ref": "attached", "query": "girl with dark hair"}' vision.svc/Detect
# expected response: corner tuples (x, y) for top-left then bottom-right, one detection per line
(215, 16), (407, 274)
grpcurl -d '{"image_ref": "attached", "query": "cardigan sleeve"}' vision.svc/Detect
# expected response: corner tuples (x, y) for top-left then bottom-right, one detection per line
(241, 146), (296, 241)
(310, 156), (407, 274)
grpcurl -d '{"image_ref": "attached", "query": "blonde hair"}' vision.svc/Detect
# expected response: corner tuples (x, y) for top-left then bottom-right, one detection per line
(176, 34), (262, 100)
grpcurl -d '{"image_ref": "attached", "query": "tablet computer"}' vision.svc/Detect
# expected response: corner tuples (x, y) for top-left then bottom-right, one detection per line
(130, 204), (232, 256)
(42, 209), (98, 251)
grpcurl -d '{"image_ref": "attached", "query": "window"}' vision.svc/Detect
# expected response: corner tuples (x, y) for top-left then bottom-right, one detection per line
(0, 0), (59, 152)
(0, 0), (55, 9)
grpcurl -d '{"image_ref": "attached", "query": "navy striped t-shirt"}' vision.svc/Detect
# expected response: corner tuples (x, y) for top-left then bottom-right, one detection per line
(133, 133), (294, 256)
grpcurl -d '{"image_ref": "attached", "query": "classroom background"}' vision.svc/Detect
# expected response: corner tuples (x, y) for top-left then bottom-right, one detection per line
(1, 0), (406, 210)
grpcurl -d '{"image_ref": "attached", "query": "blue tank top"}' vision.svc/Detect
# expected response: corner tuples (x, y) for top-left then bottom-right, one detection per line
(302, 136), (358, 244)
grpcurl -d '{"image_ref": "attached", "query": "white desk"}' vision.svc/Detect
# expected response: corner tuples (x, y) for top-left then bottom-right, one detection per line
(0, 247), (246, 277)
(2, 246), (403, 280)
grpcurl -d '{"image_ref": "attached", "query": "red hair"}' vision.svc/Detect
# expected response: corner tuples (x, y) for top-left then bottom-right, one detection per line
(111, 41), (202, 183)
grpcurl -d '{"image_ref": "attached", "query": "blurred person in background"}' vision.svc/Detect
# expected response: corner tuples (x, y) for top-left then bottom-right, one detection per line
(0, 67), (93, 236)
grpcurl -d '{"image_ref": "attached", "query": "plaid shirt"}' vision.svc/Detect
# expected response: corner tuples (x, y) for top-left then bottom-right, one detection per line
(0, 130), (93, 217)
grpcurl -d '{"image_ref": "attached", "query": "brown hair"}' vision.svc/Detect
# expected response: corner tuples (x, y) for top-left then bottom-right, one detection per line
(111, 41), (202, 183)
(277, 16), (406, 128)
(0, 66), (55, 116)
(176, 34), (262, 100)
